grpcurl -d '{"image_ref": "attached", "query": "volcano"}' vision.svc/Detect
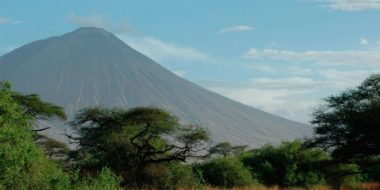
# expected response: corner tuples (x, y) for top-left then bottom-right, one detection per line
(0, 27), (311, 146)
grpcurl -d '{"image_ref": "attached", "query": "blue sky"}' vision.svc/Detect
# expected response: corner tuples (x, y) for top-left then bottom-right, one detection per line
(1, 0), (380, 123)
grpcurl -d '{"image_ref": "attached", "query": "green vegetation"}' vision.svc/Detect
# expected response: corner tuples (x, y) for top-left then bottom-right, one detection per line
(241, 140), (328, 187)
(143, 162), (201, 190)
(68, 107), (209, 186)
(208, 142), (247, 157)
(11, 91), (67, 121)
(307, 74), (380, 162)
(0, 82), (70, 190)
(0, 73), (379, 190)
(194, 157), (254, 188)
(306, 74), (380, 182)
(0, 82), (120, 190)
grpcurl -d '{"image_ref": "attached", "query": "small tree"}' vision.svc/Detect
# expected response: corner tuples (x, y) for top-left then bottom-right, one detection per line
(208, 142), (247, 157)
(36, 134), (70, 161)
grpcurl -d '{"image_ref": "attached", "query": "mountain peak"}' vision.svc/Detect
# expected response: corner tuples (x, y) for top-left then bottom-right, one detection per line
(64, 27), (115, 40)
(73, 27), (109, 33)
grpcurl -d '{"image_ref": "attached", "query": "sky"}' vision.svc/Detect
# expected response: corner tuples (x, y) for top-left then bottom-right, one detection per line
(1, 0), (380, 123)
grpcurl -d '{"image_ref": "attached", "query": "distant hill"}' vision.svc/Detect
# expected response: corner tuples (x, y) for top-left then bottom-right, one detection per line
(0, 27), (312, 147)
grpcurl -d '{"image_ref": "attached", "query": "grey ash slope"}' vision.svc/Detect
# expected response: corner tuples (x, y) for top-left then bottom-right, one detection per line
(0, 27), (311, 146)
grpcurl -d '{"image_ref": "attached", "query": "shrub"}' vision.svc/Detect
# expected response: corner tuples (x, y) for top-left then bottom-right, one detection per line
(194, 157), (254, 188)
(241, 141), (328, 188)
(138, 162), (201, 190)
(71, 168), (123, 190)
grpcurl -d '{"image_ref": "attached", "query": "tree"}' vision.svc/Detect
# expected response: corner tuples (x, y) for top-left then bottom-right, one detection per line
(67, 107), (209, 185)
(36, 134), (70, 160)
(11, 91), (66, 121)
(208, 142), (247, 157)
(3, 84), (68, 156)
(307, 74), (380, 167)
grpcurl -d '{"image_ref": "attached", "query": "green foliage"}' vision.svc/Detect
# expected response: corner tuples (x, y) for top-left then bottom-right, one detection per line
(241, 141), (329, 187)
(307, 74), (380, 165)
(36, 134), (70, 170)
(36, 135), (70, 159)
(208, 142), (247, 157)
(359, 156), (380, 181)
(142, 162), (201, 190)
(11, 92), (67, 120)
(0, 83), (70, 190)
(71, 168), (123, 190)
(194, 157), (254, 188)
(0, 83), (122, 190)
(69, 107), (209, 185)
(324, 163), (362, 189)
(3, 74), (379, 189)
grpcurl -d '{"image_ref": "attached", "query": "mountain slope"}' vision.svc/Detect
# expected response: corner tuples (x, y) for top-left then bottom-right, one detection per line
(0, 27), (311, 146)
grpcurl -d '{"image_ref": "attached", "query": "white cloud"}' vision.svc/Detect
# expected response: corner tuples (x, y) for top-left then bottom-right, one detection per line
(248, 65), (278, 73)
(219, 25), (253, 34)
(244, 48), (380, 67)
(207, 85), (317, 123)
(0, 17), (22, 25)
(318, 69), (377, 87)
(316, 0), (380, 11)
(250, 70), (377, 92)
(113, 21), (133, 33)
(67, 14), (206, 63)
(200, 68), (379, 123)
(360, 37), (369, 45)
(67, 14), (133, 34)
(250, 77), (330, 90)
(117, 35), (210, 62)
(289, 66), (313, 76)
(68, 14), (108, 28)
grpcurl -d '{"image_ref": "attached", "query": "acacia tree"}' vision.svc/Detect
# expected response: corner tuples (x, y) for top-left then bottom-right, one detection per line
(0, 84), (66, 121)
(67, 107), (209, 185)
(208, 142), (247, 157)
(307, 74), (380, 168)
(11, 92), (66, 121)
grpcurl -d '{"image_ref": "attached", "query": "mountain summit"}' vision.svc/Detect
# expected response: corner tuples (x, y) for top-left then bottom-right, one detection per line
(0, 27), (311, 146)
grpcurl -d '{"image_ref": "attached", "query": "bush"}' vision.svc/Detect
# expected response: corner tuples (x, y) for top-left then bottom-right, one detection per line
(138, 162), (200, 190)
(241, 141), (328, 188)
(71, 168), (123, 190)
(194, 157), (254, 188)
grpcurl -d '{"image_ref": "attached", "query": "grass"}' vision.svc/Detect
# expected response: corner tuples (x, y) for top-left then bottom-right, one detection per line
(130, 183), (380, 190)
(174, 182), (380, 190)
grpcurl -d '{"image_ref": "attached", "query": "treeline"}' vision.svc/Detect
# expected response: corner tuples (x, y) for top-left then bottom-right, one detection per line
(0, 74), (379, 190)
